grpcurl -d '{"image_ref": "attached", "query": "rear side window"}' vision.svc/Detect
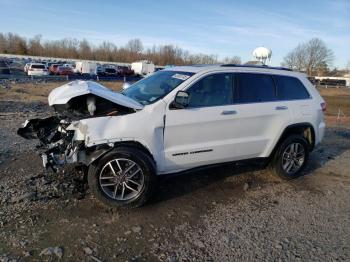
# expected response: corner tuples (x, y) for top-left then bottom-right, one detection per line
(274, 75), (310, 100)
(187, 73), (233, 107)
(235, 73), (276, 103)
(31, 64), (45, 69)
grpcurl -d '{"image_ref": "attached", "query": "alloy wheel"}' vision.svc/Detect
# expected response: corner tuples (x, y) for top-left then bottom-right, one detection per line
(99, 158), (145, 201)
(282, 142), (305, 174)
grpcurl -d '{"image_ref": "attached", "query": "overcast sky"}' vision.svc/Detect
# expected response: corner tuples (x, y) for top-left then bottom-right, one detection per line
(1, 0), (349, 67)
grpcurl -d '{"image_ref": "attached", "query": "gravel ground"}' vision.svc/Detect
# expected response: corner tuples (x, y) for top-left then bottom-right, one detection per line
(0, 100), (349, 262)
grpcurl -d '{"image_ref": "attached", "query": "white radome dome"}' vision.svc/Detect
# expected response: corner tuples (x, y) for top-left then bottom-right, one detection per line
(253, 47), (272, 64)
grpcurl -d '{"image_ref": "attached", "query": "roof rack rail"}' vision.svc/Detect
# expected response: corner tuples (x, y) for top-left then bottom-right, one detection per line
(189, 64), (220, 67)
(220, 64), (293, 71)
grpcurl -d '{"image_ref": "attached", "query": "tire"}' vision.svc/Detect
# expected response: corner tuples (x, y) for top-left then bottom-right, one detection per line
(270, 135), (309, 179)
(88, 147), (157, 208)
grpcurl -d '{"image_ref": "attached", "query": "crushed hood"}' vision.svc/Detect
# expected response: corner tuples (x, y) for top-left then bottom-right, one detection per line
(48, 80), (143, 110)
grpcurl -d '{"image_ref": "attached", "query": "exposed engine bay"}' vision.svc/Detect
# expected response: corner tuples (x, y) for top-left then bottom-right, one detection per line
(17, 80), (142, 171)
(53, 93), (134, 120)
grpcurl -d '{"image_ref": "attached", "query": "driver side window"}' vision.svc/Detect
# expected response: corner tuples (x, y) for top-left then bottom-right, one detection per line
(186, 73), (234, 108)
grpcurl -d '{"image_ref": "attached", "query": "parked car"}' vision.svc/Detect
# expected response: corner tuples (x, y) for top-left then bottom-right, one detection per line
(104, 67), (118, 77)
(71, 64), (80, 74)
(27, 63), (48, 76)
(24, 63), (31, 73)
(39, 61), (47, 67)
(95, 66), (106, 76)
(75, 61), (97, 75)
(45, 62), (56, 69)
(49, 64), (62, 75)
(56, 66), (74, 76)
(131, 60), (155, 76)
(18, 65), (326, 208)
(117, 66), (134, 76)
(63, 63), (74, 68)
(0, 60), (11, 74)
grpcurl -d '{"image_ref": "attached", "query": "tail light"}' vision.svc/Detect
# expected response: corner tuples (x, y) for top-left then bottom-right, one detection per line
(321, 102), (326, 112)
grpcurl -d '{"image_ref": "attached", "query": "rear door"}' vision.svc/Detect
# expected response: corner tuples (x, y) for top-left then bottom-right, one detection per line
(274, 75), (313, 121)
(226, 72), (293, 158)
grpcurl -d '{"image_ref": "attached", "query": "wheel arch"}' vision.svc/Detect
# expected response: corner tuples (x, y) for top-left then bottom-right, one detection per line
(270, 122), (315, 158)
(113, 141), (156, 163)
(87, 140), (156, 168)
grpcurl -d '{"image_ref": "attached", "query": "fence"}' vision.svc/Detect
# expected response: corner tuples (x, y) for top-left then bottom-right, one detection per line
(0, 73), (142, 88)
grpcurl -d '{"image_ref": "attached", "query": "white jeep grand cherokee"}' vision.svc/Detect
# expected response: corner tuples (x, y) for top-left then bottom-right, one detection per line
(18, 65), (326, 208)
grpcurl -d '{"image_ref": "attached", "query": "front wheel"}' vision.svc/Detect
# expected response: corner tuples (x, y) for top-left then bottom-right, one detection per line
(270, 135), (309, 179)
(87, 147), (157, 208)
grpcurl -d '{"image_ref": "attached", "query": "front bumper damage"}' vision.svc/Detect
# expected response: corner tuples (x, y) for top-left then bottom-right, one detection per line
(17, 81), (142, 171)
(18, 117), (83, 171)
(18, 116), (113, 171)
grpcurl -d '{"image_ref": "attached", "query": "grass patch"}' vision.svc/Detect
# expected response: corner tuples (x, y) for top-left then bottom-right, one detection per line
(318, 88), (350, 116)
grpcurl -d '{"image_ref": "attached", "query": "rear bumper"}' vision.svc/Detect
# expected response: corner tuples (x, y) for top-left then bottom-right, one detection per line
(317, 121), (326, 145)
(28, 71), (49, 76)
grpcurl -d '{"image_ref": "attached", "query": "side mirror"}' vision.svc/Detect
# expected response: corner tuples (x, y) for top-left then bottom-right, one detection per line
(171, 91), (190, 109)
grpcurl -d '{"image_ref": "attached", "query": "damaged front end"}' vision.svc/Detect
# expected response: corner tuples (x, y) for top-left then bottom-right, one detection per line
(18, 116), (83, 171)
(17, 80), (143, 171)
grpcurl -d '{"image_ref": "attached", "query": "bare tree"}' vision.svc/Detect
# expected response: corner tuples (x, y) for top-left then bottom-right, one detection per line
(222, 56), (241, 64)
(28, 35), (43, 56)
(0, 33), (6, 53)
(126, 39), (143, 53)
(79, 39), (93, 60)
(125, 39), (143, 61)
(282, 38), (334, 75)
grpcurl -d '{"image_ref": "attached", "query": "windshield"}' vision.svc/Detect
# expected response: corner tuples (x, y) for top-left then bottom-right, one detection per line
(122, 70), (194, 105)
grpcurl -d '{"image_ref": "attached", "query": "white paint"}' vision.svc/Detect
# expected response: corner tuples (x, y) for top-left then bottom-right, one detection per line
(131, 61), (155, 75)
(26, 63), (48, 76)
(48, 80), (143, 109)
(75, 61), (97, 75)
(253, 47), (272, 65)
(55, 65), (325, 175)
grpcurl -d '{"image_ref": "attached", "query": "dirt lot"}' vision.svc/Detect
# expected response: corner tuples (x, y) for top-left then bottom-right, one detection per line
(0, 82), (349, 261)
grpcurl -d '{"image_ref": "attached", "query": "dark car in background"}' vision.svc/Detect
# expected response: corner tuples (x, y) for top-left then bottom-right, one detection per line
(49, 64), (62, 75)
(0, 60), (11, 74)
(46, 62), (56, 69)
(104, 67), (118, 77)
(56, 66), (74, 76)
(95, 66), (105, 76)
(117, 66), (134, 76)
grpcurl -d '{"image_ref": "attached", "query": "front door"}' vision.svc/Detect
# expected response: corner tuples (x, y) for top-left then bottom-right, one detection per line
(163, 73), (240, 172)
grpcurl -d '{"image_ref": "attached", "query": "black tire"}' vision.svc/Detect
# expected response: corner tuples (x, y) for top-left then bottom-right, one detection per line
(88, 147), (157, 208)
(270, 135), (309, 179)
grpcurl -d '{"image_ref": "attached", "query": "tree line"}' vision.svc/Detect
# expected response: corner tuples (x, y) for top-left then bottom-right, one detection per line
(0, 32), (241, 66)
(0, 32), (347, 76)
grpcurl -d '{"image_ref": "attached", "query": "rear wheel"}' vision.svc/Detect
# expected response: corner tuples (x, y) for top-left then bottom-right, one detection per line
(88, 147), (156, 208)
(270, 135), (309, 179)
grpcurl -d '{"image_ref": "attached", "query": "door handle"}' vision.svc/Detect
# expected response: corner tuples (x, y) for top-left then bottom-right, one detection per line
(221, 110), (237, 115)
(275, 106), (288, 110)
